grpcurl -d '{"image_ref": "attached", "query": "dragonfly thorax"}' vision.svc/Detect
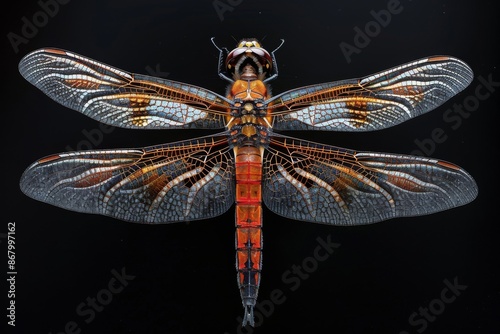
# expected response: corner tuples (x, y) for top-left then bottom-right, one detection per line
(227, 99), (271, 148)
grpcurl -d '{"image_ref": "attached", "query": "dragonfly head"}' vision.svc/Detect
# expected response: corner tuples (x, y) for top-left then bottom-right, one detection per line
(226, 39), (273, 80)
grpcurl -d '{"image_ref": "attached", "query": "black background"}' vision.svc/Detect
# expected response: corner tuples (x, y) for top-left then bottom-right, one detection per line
(2, 0), (499, 333)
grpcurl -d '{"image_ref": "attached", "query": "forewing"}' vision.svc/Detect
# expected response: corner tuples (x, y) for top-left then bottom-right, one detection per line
(20, 134), (235, 223)
(19, 48), (229, 129)
(263, 135), (477, 225)
(269, 56), (473, 131)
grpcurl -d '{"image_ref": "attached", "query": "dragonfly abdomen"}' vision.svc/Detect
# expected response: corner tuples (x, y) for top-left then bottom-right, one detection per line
(234, 145), (263, 326)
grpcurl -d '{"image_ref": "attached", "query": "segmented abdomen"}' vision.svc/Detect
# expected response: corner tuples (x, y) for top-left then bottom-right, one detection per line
(234, 146), (263, 311)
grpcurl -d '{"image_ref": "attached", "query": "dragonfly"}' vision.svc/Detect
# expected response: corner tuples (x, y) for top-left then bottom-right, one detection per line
(19, 38), (478, 326)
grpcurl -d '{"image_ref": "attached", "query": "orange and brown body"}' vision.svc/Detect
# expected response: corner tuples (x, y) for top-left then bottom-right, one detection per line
(234, 145), (263, 317)
(226, 77), (270, 322)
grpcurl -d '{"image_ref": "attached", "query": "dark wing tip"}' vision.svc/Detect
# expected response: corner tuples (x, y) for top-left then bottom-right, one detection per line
(19, 160), (45, 203)
(19, 155), (60, 202)
(437, 159), (479, 206)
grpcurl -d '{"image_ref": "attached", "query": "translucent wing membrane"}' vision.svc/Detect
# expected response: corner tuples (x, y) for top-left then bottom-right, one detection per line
(269, 56), (473, 131)
(19, 48), (229, 129)
(263, 134), (477, 225)
(20, 134), (234, 223)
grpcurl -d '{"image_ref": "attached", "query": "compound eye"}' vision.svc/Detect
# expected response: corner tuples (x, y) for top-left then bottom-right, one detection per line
(225, 39), (274, 73)
(250, 48), (265, 57)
